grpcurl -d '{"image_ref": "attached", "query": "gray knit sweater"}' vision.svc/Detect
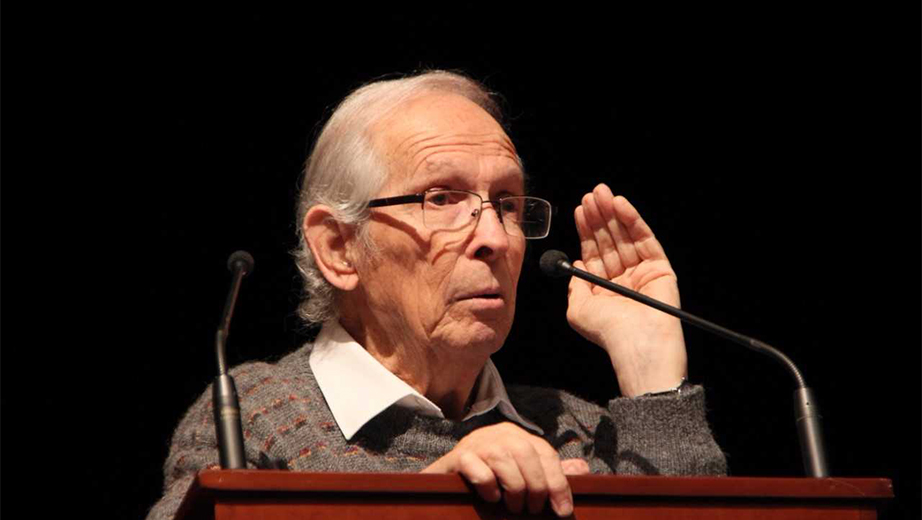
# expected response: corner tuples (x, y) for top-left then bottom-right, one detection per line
(146, 343), (727, 519)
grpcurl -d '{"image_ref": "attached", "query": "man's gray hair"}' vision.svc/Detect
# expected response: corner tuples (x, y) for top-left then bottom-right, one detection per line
(294, 70), (506, 326)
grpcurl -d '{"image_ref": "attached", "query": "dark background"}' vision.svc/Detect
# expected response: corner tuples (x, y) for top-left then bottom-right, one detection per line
(4, 4), (919, 519)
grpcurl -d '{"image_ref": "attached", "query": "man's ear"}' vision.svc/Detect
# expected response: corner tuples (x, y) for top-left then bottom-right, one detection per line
(303, 205), (360, 291)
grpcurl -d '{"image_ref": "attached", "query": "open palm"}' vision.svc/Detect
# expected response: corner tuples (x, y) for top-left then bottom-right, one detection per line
(566, 184), (687, 397)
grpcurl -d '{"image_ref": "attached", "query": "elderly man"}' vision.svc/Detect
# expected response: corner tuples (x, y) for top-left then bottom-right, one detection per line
(147, 71), (726, 520)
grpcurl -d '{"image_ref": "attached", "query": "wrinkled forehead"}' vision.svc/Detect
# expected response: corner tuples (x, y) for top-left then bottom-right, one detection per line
(369, 93), (523, 188)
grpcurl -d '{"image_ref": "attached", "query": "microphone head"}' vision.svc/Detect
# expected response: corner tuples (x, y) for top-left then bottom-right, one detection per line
(539, 250), (570, 278)
(227, 250), (255, 276)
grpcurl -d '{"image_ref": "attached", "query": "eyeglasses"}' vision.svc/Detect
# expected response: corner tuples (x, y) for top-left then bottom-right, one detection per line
(367, 189), (553, 239)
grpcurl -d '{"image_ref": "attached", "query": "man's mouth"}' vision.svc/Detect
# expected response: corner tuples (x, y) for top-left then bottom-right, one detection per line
(455, 289), (504, 301)
(465, 294), (502, 300)
(452, 287), (508, 312)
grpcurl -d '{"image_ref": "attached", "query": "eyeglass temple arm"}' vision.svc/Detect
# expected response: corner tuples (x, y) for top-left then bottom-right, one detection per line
(367, 194), (425, 208)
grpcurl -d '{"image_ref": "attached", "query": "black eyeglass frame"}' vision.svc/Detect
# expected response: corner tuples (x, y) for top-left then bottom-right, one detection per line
(367, 188), (555, 239)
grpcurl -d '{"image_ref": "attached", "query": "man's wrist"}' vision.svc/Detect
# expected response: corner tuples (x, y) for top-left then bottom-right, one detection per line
(636, 376), (690, 398)
(610, 351), (688, 397)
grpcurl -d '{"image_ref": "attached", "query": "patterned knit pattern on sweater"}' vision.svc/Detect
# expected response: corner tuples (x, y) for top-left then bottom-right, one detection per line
(146, 343), (727, 519)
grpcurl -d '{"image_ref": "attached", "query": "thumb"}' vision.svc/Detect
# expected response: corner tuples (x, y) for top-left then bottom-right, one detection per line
(561, 458), (590, 475)
(567, 260), (593, 304)
(421, 452), (455, 474)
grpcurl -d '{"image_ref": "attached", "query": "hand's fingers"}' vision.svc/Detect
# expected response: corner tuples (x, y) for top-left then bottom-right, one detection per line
(508, 442), (550, 515)
(456, 452), (501, 504)
(593, 184), (641, 266)
(581, 191), (625, 278)
(610, 194), (668, 260)
(561, 458), (590, 475)
(486, 449), (528, 514)
(574, 205), (606, 279)
(531, 441), (574, 517)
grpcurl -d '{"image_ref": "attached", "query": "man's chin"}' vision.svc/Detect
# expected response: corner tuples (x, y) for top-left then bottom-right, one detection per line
(438, 302), (515, 351)
(461, 319), (513, 353)
(432, 317), (506, 352)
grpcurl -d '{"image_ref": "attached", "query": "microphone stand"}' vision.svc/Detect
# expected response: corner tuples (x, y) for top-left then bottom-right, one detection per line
(212, 251), (254, 469)
(543, 251), (829, 478)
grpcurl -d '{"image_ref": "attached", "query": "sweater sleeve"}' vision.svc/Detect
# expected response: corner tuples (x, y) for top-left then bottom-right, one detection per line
(509, 383), (727, 477)
(144, 361), (279, 520)
(603, 385), (727, 476)
(144, 383), (227, 520)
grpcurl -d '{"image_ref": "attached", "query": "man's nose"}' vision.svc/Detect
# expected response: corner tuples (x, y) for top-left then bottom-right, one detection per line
(470, 204), (510, 259)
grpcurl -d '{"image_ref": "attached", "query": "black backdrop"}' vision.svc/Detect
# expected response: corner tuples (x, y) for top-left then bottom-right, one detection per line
(4, 5), (919, 519)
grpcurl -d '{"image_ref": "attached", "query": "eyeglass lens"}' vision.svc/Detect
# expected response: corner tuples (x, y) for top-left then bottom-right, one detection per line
(422, 191), (550, 238)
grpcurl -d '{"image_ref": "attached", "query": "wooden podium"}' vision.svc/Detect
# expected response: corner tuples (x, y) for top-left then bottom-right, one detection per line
(175, 470), (893, 519)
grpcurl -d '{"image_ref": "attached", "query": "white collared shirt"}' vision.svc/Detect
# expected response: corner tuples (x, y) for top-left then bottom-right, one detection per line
(309, 320), (544, 441)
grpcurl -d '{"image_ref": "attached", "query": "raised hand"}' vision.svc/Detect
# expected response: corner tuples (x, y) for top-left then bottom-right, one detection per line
(422, 422), (590, 517)
(567, 183), (687, 397)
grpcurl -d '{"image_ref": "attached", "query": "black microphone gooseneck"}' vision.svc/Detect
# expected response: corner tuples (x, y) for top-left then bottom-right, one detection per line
(539, 249), (829, 478)
(213, 250), (255, 469)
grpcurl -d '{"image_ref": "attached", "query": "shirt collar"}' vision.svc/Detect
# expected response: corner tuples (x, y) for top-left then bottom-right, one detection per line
(308, 320), (543, 440)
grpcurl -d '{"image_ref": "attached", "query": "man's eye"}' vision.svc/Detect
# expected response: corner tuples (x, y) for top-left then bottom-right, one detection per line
(426, 191), (466, 207)
(427, 193), (451, 206)
(500, 199), (523, 214)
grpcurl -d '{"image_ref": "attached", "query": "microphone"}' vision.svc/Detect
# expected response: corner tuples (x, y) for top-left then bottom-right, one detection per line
(539, 249), (570, 278)
(539, 249), (829, 478)
(227, 249), (255, 277)
(213, 250), (254, 470)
